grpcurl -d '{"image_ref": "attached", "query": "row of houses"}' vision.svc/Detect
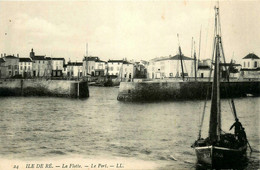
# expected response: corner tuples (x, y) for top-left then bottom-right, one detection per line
(0, 49), (147, 80)
(146, 53), (260, 80)
(0, 49), (65, 78)
(0, 48), (259, 80)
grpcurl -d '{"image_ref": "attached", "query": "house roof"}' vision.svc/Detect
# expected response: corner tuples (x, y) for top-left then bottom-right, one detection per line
(83, 56), (99, 61)
(51, 57), (65, 60)
(219, 63), (241, 67)
(241, 68), (260, 71)
(31, 55), (45, 60)
(5, 55), (18, 59)
(19, 58), (32, 62)
(155, 55), (193, 61)
(123, 61), (133, 64)
(108, 60), (124, 63)
(198, 65), (211, 70)
(243, 53), (259, 59)
(96, 60), (106, 63)
(67, 62), (83, 66)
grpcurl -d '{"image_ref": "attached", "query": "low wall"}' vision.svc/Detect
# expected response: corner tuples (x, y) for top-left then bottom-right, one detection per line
(117, 81), (260, 102)
(0, 79), (89, 98)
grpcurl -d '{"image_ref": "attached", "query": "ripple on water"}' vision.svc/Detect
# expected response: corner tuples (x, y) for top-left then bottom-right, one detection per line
(46, 150), (66, 155)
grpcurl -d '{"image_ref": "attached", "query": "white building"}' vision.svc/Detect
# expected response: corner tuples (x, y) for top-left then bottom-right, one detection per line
(197, 59), (212, 78)
(107, 60), (124, 76)
(147, 55), (194, 79)
(95, 60), (107, 76)
(19, 58), (33, 77)
(241, 53), (260, 79)
(51, 58), (65, 77)
(242, 53), (260, 69)
(67, 62), (83, 78)
(30, 49), (51, 77)
(120, 61), (135, 81)
(82, 56), (99, 77)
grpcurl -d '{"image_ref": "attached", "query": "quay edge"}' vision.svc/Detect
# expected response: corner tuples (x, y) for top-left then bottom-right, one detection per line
(0, 79), (89, 98)
(117, 81), (260, 102)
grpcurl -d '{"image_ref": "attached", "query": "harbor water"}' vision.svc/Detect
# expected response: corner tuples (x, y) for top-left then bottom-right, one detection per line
(0, 87), (259, 169)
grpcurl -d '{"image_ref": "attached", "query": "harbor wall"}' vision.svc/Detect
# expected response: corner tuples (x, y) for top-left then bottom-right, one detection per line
(117, 81), (260, 101)
(0, 79), (89, 98)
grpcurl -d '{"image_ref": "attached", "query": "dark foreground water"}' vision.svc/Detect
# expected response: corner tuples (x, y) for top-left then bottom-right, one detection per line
(0, 87), (259, 170)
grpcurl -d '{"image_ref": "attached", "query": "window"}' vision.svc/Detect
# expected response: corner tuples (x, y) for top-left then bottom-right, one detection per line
(20, 66), (23, 70)
(8, 65), (11, 69)
(9, 71), (12, 76)
(25, 66), (27, 70)
(254, 61), (257, 67)
(28, 66), (30, 70)
(248, 62), (250, 67)
(244, 62), (246, 67)
(15, 65), (18, 69)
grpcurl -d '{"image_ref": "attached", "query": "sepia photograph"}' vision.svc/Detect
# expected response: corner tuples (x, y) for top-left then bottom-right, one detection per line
(0, 0), (259, 169)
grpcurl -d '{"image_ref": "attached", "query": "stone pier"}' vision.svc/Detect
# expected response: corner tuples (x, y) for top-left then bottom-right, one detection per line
(0, 79), (89, 98)
(117, 80), (260, 102)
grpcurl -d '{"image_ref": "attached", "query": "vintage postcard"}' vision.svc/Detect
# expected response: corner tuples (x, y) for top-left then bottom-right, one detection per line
(0, 0), (259, 170)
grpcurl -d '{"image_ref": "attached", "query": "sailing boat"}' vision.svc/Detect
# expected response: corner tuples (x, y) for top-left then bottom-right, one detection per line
(192, 5), (248, 168)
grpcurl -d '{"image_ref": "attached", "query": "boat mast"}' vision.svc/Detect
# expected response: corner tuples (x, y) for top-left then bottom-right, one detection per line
(209, 6), (221, 142)
(177, 34), (185, 81)
(194, 41), (197, 81)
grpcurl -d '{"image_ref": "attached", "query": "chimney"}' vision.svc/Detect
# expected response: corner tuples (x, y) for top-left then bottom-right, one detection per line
(4, 53), (6, 57)
(17, 54), (19, 58)
(1, 54), (2, 58)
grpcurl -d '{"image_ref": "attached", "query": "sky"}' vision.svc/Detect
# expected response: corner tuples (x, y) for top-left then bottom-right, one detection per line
(0, 0), (259, 64)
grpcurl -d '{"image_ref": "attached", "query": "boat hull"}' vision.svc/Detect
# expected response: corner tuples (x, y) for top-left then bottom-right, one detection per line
(195, 145), (247, 168)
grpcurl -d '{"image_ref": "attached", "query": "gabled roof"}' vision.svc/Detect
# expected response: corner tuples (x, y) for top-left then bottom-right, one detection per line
(19, 58), (32, 62)
(155, 55), (193, 62)
(169, 55), (193, 60)
(243, 53), (259, 59)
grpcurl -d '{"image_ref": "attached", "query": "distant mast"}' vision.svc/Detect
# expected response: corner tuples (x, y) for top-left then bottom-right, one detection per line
(177, 34), (185, 81)
(194, 41), (197, 81)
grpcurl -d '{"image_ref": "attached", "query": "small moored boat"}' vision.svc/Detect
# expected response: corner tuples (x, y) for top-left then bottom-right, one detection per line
(192, 4), (250, 169)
